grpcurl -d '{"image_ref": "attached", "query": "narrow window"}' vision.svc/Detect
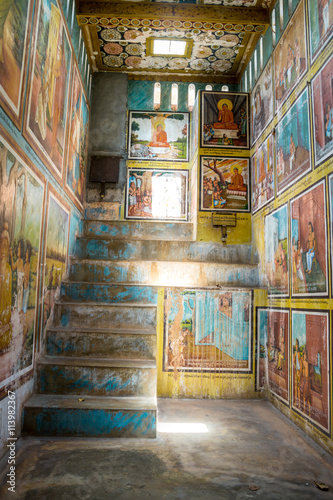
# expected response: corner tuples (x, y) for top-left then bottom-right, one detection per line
(171, 83), (178, 111)
(188, 84), (196, 111)
(153, 82), (161, 110)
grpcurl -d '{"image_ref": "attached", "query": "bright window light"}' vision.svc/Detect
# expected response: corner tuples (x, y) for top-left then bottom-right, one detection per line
(153, 82), (161, 110)
(188, 84), (196, 111)
(171, 83), (178, 111)
(221, 85), (229, 91)
(153, 39), (187, 56)
(157, 422), (209, 433)
(152, 175), (182, 218)
(205, 84), (213, 91)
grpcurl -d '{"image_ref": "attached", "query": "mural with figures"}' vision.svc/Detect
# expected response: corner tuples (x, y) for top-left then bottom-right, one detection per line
(252, 134), (274, 213)
(308, 0), (333, 61)
(164, 289), (252, 379)
(290, 180), (328, 297)
(0, 0), (32, 128)
(330, 173), (333, 296)
(292, 310), (330, 434)
(24, 0), (72, 180)
(251, 58), (273, 145)
(257, 308), (289, 404)
(65, 64), (89, 208)
(265, 204), (289, 297)
(42, 191), (69, 338)
(0, 131), (45, 388)
(311, 56), (333, 166)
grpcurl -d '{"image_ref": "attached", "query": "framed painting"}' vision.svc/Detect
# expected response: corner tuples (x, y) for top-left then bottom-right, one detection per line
(125, 168), (188, 221)
(65, 63), (89, 211)
(256, 308), (289, 404)
(128, 111), (189, 162)
(311, 56), (333, 167)
(290, 179), (328, 297)
(200, 91), (249, 149)
(23, 0), (72, 181)
(200, 156), (250, 212)
(274, 0), (307, 111)
(329, 173), (333, 297)
(265, 204), (289, 297)
(251, 134), (274, 214)
(0, 0), (33, 129)
(40, 187), (70, 350)
(251, 58), (273, 145)
(292, 310), (330, 435)
(276, 87), (311, 196)
(164, 289), (252, 378)
(0, 126), (46, 390)
(308, 0), (333, 62)
(190, 94), (199, 161)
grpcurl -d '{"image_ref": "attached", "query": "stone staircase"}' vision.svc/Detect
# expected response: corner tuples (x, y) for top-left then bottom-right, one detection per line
(23, 209), (260, 439)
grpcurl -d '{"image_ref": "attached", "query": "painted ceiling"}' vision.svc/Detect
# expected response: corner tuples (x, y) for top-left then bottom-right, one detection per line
(77, 1), (271, 82)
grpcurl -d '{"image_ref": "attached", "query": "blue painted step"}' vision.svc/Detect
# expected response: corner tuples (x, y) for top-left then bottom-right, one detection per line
(60, 282), (158, 304)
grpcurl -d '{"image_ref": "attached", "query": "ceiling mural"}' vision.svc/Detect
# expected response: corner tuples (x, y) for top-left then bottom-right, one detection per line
(77, 1), (270, 82)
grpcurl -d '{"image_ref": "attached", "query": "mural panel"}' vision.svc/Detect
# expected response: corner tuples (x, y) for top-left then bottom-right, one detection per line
(311, 56), (333, 167)
(276, 88), (311, 195)
(164, 289), (252, 379)
(190, 95), (199, 161)
(125, 168), (188, 220)
(41, 189), (69, 343)
(0, 130), (45, 388)
(251, 58), (273, 145)
(329, 173), (333, 297)
(308, 0), (333, 62)
(65, 63), (89, 209)
(257, 308), (289, 404)
(24, 0), (72, 180)
(251, 134), (274, 213)
(128, 111), (189, 162)
(292, 310), (330, 434)
(200, 156), (250, 212)
(265, 204), (289, 297)
(0, 0), (32, 128)
(274, 0), (307, 111)
(290, 180), (328, 297)
(201, 91), (249, 149)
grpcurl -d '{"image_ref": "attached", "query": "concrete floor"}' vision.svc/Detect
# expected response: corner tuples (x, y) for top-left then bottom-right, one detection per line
(1, 399), (333, 500)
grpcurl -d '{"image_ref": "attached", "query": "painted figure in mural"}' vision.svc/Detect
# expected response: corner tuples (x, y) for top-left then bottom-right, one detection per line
(128, 181), (137, 216)
(273, 242), (288, 288)
(0, 222), (12, 351)
(214, 101), (238, 130)
(253, 85), (265, 140)
(258, 151), (266, 184)
(35, 48), (52, 141)
(325, 102), (333, 143)
(10, 239), (24, 313)
(289, 134), (296, 172)
(322, 0), (331, 35)
(22, 242), (32, 314)
(149, 123), (170, 147)
(229, 167), (246, 192)
(306, 221), (316, 274)
(50, 38), (66, 159)
(296, 240), (305, 282)
(239, 107), (247, 137)
(293, 338), (302, 408)
(169, 327), (189, 379)
(277, 325), (285, 371)
(286, 44), (296, 87)
(301, 347), (311, 416)
(0, 0), (12, 64)
(203, 124), (214, 142)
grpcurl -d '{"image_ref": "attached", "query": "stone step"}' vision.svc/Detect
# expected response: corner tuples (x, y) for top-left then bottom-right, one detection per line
(75, 238), (255, 264)
(37, 356), (157, 397)
(46, 327), (156, 360)
(68, 259), (260, 288)
(53, 301), (157, 330)
(60, 282), (158, 304)
(82, 219), (194, 241)
(23, 394), (156, 438)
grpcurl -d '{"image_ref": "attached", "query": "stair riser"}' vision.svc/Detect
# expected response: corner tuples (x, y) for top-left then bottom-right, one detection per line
(37, 365), (157, 397)
(46, 331), (156, 359)
(69, 261), (260, 288)
(83, 220), (194, 241)
(53, 304), (156, 329)
(23, 407), (156, 438)
(60, 283), (158, 304)
(75, 238), (254, 263)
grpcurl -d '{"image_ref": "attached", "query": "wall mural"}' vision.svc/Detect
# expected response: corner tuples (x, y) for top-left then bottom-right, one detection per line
(251, 134), (274, 213)
(0, 0), (33, 128)
(190, 95), (199, 161)
(164, 289), (252, 379)
(24, 0), (72, 180)
(276, 87), (311, 195)
(274, 0), (307, 111)
(200, 156), (250, 212)
(311, 56), (333, 167)
(65, 63), (89, 209)
(257, 308), (289, 404)
(41, 190), (69, 343)
(125, 168), (188, 220)
(329, 172), (333, 296)
(265, 204), (289, 297)
(251, 57), (273, 145)
(290, 180), (328, 297)
(128, 111), (189, 162)
(292, 310), (330, 434)
(0, 130), (45, 389)
(308, 0), (333, 62)
(201, 91), (249, 149)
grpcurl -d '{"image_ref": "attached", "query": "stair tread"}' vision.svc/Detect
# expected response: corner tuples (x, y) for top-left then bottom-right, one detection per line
(56, 300), (157, 308)
(70, 257), (259, 267)
(38, 355), (156, 368)
(25, 394), (157, 411)
(47, 326), (156, 335)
